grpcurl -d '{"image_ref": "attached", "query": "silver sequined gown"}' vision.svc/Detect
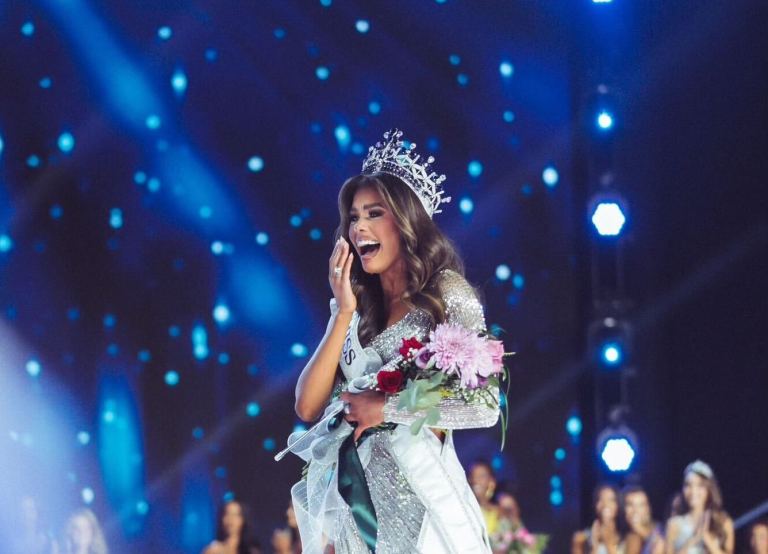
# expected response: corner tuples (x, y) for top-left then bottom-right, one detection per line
(292, 270), (497, 554)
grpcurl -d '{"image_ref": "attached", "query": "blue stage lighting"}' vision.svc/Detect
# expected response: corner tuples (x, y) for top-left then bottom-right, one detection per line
(263, 438), (276, 451)
(211, 241), (224, 255)
(555, 448), (566, 461)
(512, 273), (525, 289)
(169, 326), (181, 338)
(134, 171), (147, 184)
(368, 101), (381, 115)
(273, 28), (286, 39)
(147, 177), (161, 192)
(600, 342), (623, 366)
(157, 26), (172, 40)
(171, 69), (188, 96)
(291, 343), (308, 357)
(468, 160), (483, 178)
(499, 61), (514, 78)
(566, 416), (582, 437)
(550, 490), (563, 506)
(459, 197), (474, 214)
(110, 208), (123, 229)
(192, 427), (204, 440)
(334, 125), (351, 150)
(205, 48), (218, 61)
(309, 228), (322, 240)
(320, 0), (332, 6)
(290, 214), (303, 227)
(145, 114), (161, 130)
(103, 314), (116, 328)
(248, 156), (264, 172)
(542, 166), (559, 187)
(597, 110), (614, 130)
(77, 431), (91, 445)
(503, 110), (515, 123)
(39, 77), (52, 89)
(355, 20), (370, 33)
(456, 73), (469, 86)
(164, 371), (180, 386)
(246, 402), (261, 417)
(218, 353), (230, 365)
(136, 501), (149, 515)
(0, 234), (12, 253)
(138, 349), (151, 362)
(27, 154), (41, 168)
(316, 66), (330, 80)
(199, 205), (212, 219)
(58, 132), (75, 153)
(449, 54), (461, 66)
(50, 205), (64, 219)
(590, 201), (627, 236)
(495, 264), (511, 281)
(597, 424), (638, 472)
(26, 359), (42, 377)
(593, 0), (613, 3)
(255, 232), (269, 245)
(550, 475), (562, 489)
(192, 324), (209, 360)
(0, 134), (3, 155)
(213, 304), (231, 324)
(21, 21), (35, 37)
(81, 487), (95, 504)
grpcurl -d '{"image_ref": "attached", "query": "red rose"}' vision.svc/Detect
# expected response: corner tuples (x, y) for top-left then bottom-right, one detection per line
(376, 370), (404, 393)
(399, 337), (424, 358)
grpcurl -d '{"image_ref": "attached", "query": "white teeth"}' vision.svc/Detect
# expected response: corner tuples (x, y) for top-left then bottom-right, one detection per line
(356, 240), (380, 247)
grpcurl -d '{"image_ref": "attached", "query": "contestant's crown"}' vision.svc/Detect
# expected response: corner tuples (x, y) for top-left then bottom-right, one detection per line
(684, 459), (714, 479)
(362, 129), (451, 218)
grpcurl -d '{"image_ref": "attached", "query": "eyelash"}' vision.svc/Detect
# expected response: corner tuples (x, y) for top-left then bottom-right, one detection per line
(350, 210), (383, 223)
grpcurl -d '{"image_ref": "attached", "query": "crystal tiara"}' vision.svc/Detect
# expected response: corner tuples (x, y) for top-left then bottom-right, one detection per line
(685, 459), (714, 479)
(361, 129), (451, 218)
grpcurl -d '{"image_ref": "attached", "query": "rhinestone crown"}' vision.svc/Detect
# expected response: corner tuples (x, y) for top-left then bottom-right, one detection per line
(361, 129), (451, 218)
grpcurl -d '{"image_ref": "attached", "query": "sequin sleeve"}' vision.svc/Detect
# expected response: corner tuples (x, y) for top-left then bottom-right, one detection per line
(382, 270), (499, 429)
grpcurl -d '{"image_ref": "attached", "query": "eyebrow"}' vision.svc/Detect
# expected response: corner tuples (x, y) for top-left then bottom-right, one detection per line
(349, 202), (385, 212)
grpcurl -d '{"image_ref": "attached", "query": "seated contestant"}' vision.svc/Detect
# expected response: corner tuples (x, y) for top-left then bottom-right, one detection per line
(750, 520), (768, 554)
(292, 129), (500, 553)
(664, 460), (734, 554)
(203, 500), (260, 554)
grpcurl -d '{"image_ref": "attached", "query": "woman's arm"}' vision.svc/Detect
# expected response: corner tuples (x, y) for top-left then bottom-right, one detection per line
(295, 238), (356, 421)
(665, 517), (682, 554)
(571, 530), (587, 554)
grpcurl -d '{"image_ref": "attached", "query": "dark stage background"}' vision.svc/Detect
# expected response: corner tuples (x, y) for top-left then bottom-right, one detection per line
(0, 1), (766, 553)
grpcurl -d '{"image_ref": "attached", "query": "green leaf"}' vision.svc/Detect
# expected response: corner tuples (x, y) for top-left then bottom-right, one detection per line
(425, 407), (440, 426)
(410, 416), (426, 435)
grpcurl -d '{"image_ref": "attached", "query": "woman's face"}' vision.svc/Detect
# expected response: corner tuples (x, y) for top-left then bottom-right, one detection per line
(222, 502), (244, 538)
(683, 472), (709, 511)
(67, 515), (93, 549)
(751, 524), (768, 554)
(348, 186), (403, 276)
(468, 464), (495, 501)
(596, 487), (619, 521)
(624, 491), (651, 527)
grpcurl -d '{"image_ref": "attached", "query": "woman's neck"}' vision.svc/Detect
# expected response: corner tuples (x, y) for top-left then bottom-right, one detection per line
(379, 260), (407, 303)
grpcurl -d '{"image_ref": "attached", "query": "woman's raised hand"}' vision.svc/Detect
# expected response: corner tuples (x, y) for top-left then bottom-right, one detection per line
(329, 237), (356, 314)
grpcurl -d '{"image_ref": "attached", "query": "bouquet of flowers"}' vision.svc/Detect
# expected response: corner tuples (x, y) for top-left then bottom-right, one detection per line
(372, 322), (511, 442)
(491, 523), (549, 554)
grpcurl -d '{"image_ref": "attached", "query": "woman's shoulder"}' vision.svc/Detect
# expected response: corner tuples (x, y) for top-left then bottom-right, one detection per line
(434, 269), (485, 331)
(202, 541), (224, 554)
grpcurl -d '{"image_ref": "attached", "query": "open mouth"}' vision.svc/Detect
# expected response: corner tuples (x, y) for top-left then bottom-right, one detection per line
(357, 240), (381, 260)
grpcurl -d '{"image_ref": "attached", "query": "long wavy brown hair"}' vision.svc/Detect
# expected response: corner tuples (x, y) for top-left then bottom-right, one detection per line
(336, 172), (464, 346)
(670, 467), (730, 547)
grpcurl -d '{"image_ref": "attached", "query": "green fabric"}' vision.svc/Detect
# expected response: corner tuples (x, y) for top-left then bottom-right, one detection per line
(337, 430), (379, 552)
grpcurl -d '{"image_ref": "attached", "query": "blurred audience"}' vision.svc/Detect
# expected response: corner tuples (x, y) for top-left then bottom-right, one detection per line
(270, 500), (301, 554)
(572, 484), (625, 554)
(203, 500), (261, 554)
(750, 521), (768, 554)
(622, 485), (663, 554)
(664, 460), (733, 554)
(62, 509), (107, 554)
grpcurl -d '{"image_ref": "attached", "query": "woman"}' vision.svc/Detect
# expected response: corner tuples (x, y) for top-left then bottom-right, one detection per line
(62, 509), (107, 554)
(468, 460), (502, 537)
(750, 520), (768, 554)
(203, 500), (260, 554)
(664, 460), (734, 554)
(622, 486), (663, 554)
(292, 129), (498, 553)
(572, 484), (625, 554)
